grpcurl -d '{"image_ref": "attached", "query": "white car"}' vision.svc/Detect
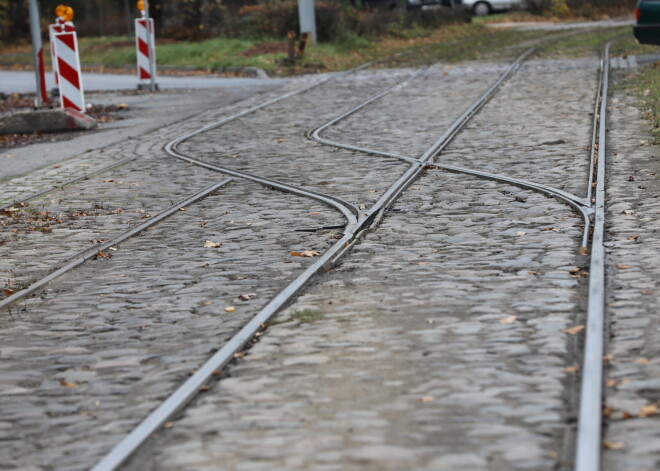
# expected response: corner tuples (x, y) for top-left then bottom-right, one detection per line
(461, 0), (526, 16)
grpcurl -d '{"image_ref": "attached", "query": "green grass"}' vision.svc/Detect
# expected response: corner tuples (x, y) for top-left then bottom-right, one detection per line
(538, 26), (660, 58)
(290, 308), (324, 324)
(1, 22), (654, 76)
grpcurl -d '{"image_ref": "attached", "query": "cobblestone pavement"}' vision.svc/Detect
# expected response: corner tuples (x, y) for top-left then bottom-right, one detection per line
(601, 71), (660, 471)
(122, 56), (605, 471)
(1, 50), (658, 471)
(141, 174), (585, 471)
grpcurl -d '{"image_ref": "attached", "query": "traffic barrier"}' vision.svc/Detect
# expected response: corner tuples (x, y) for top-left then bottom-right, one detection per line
(52, 30), (85, 112)
(49, 18), (74, 88)
(135, 17), (157, 84)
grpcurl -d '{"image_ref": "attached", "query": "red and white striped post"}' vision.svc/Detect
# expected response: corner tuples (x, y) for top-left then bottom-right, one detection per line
(135, 0), (158, 91)
(49, 16), (74, 92)
(52, 25), (85, 112)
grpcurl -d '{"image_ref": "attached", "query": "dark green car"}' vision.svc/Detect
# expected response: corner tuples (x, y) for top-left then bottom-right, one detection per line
(634, 0), (660, 45)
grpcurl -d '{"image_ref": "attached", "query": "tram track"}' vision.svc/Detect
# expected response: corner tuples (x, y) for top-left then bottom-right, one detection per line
(113, 45), (611, 470)
(92, 48), (536, 471)
(0, 38), (612, 471)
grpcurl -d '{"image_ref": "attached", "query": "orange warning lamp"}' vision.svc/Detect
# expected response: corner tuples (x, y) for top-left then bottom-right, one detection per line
(63, 6), (74, 22)
(55, 5), (66, 18)
(137, 1), (145, 11)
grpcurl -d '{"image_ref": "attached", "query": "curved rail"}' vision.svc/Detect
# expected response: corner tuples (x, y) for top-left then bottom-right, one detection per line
(91, 47), (532, 471)
(308, 47), (596, 249)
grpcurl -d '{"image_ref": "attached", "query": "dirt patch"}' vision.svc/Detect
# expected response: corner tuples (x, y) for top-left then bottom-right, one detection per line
(241, 41), (286, 57)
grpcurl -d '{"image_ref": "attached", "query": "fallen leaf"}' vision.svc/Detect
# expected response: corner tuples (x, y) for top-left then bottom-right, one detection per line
(640, 289), (653, 295)
(420, 395), (436, 403)
(528, 271), (540, 276)
(3, 288), (13, 297)
(603, 355), (614, 363)
(565, 325), (585, 335)
(579, 247), (589, 256)
(225, 306), (236, 313)
(276, 138), (286, 143)
(311, 212), (319, 216)
(639, 403), (658, 417)
(622, 209), (635, 215)
(199, 385), (211, 392)
(627, 176), (635, 182)
(606, 378), (619, 388)
(53, 164), (61, 168)
(104, 179), (115, 183)
(633, 357), (649, 365)
(603, 404), (614, 417)
(179, 207), (187, 212)
(200, 220), (207, 228)
(616, 265), (632, 269)
(627, 235), (639, 241)
(291, 250), (319, 257)
(515, 231), (527, 237)
(238, 293), (256, 301)
(564, 365), (579, 373)
(95, 250), (113, 259)
(499, 315), (517, 325)
(569, 267), (581, 274)
(163, 421), (174, 429)
(621, 411), (632, 420)
(59, 381), (76, 388)
(603, 441), (625, 450)
(204, 240), (221, 248)
(233, 352), (244, 358)
(203, 301), (213, 306)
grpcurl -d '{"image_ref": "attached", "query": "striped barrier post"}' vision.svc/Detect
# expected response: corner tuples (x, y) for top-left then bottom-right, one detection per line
(49, 17), (74, 91)
(135, 17), (158, 89)
(52, 28), (85, 112)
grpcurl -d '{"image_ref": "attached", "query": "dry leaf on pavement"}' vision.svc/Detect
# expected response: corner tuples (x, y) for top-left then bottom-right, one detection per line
(565, 325), (585, 335)
(291, 250), (319, 257)
(639, 403), (658, 417)
(602, 441), (625, 450)
(499, 315), (517, 325)
(204, 240), (221, 248)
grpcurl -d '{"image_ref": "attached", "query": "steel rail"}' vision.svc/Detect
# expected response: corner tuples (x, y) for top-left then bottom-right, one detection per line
(0, 178), (233, 312)
(1, 156), (137, 211)
(575, 42), (610, 471)
(307, 69), (426, 164)
(164, 153), (360, 230)
(91, 47), (531, 471)
(308, 46), (598, 249)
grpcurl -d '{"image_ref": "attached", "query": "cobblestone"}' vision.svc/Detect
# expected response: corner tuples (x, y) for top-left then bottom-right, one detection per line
(127, 58), (602, 471)
(602, 70), (660, 471)
(2, 53), (657, 471)
(141, 172), (584, 471)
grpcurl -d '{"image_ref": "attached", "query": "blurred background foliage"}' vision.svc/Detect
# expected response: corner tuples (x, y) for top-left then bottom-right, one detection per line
(0, 0), (638, 45)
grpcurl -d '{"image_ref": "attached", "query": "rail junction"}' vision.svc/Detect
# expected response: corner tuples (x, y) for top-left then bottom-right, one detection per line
(1, 37), (659, 471)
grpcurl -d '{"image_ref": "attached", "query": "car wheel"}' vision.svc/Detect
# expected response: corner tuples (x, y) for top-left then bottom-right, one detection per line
(473, 1), (491, 16)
